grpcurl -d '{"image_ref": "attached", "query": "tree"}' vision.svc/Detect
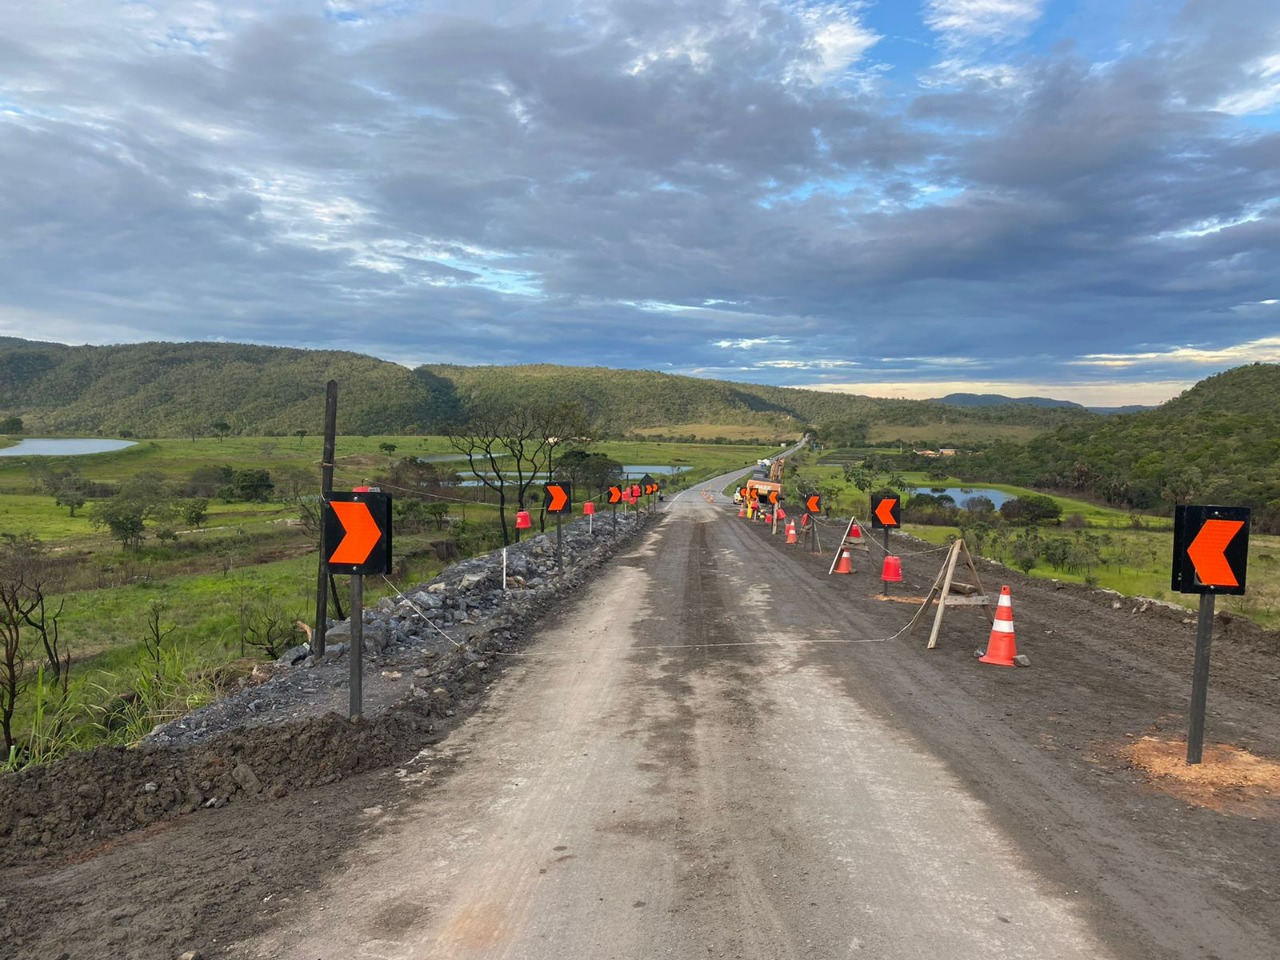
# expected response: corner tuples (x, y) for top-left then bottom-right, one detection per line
(273, 465), (314, 503)
(183, 464), (234, 498)
(142, 600), (175, 672)
(211, 420), (231, 441)
(240, 590), (304, 660)
(446, 399), (589, 545)
(231, 468), (273, 502)
(0, 415), (22, 434)
(181, 498), (209, 529)
(89, 497), (149, 550)
(999, 494), (1062, 526)
(555, 449), (624, 500)
(44, 467), (88, 517)
(89, 470), (175, 549)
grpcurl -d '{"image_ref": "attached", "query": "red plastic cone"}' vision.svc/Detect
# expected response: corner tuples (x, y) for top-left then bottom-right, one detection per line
(834, 547), (853, 574)
(881, 555), (903, 583)
(979, 585), (1018, 666)
(786, 520), (797, 544)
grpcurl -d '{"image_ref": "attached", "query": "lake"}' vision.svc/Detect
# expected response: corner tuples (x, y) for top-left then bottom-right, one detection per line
(0, 438), (137, 457)
(909, 486), (1013, 508)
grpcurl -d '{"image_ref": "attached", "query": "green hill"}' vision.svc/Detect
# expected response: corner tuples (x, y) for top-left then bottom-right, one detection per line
(0, 339), (1092, 440)
(955, 363), (1280, 529)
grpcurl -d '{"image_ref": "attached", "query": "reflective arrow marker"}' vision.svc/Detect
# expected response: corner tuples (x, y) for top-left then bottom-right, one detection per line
(1187, 518), (1244, 588)
(328, 500), (383, 565)
(874, 497), (899, 527)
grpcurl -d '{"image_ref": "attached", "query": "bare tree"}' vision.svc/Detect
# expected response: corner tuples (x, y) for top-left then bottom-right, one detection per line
(0, 535), (42, 754)
(0, 571), (32, 755)
(242, 594), (304, 660)
(446, 400), (588, 545)
(142, 600), (176, 672)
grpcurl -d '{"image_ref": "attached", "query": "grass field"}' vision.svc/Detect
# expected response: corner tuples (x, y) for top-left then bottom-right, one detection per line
(1, 435), (776, 764)
(777, 453), (1277, 629)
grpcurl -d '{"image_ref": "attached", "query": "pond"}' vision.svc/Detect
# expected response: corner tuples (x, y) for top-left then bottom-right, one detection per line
(457, 465), (689, 487)
(621, 464), (689, 477)
(908, 486), (1013, 509)
(0, 438), (137, 457)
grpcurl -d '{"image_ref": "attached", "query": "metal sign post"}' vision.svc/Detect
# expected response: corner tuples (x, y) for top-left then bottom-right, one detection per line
(313, 380), (338, 657)
(1187, 593), (1215, 764)
(322, 489), (393, 720)
(544, 482), (572, 572)
(1171, 504), (1250, 764)
(350, 574), (363, 719)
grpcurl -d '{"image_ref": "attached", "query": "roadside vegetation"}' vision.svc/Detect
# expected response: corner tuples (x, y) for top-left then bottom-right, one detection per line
(0, 420), (776, 770)
(3, 342), (1277, 770)
(778, 448), (1279, 632)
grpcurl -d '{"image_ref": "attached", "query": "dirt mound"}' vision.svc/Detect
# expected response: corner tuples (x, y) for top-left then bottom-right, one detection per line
(1118, 735), (1280, 817)
(0, 696), (442, 866)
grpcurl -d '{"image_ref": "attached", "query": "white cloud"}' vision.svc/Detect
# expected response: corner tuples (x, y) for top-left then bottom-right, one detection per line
(715, 337), (791, 349)
(925, 0), (1044, 45)
(1214, 52), (1280, 115)
(793, 4), (880, 84)
(1068, 336), (1280, 369)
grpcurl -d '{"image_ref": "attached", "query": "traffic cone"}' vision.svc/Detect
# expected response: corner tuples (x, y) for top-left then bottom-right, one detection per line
(847, 521), (862, 542)
(738, 503), (745, 518)
(834, 547), (853, 574)
(881, 555), (903, 585)
(979, 586), (1018, 667)
(786, 520), (797, 544)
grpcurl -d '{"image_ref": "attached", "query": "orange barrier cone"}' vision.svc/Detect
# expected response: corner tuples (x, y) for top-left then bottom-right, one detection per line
(979, 585), (1018, 667)
(786, 520), (797, 544)
(834, 547), (853, 574)
(738, 504), (745, 518)
(881, 555), (903, 586)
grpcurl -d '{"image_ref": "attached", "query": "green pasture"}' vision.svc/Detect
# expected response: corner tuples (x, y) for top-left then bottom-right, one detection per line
(775, 453), (1277, 628)
(1, 437), (771, 763)
(0, 434), (463, 491)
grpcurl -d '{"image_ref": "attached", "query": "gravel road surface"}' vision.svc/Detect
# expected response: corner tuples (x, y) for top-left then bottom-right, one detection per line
(4, 472), (1277, 960)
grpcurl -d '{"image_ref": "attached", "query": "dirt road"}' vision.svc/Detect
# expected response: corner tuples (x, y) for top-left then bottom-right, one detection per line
(5, 477), (1278, 959)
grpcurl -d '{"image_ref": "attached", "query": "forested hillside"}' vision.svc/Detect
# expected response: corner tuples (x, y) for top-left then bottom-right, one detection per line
(0, 339), (1089, 440)
(417, 363), (1093, 435)
(954, 363), (1280, 529)
(0, 340), (457, 437)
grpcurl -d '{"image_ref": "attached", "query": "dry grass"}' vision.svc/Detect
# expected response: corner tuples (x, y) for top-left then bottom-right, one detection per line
(1119, 736), (1280, 817)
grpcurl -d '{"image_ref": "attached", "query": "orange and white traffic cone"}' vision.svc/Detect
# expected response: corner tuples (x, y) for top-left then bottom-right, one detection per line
(834, 547), (853, 574)
(786, 520), (797, 544)
(978, 585), (1018, 667)
(738, 503), (746, 518)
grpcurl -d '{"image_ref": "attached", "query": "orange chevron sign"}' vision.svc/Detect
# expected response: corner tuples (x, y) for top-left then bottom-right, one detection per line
(608, 485), (623, 504)
(1188, 520), (1244, 587)
(1172, 505), (1249, 595)
(544, 482), (572, 514)
(805, 494), (822, 514)
(871, 494), (900, 528)
(324, 492), (392, 574)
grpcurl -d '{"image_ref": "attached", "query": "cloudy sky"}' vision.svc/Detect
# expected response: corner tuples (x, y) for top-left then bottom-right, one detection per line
(2, 1), (1278, 404)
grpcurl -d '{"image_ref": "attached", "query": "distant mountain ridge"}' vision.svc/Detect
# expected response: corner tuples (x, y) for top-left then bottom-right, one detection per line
(933, 392), (1153, 414)
(0, 337), (1104, 439)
